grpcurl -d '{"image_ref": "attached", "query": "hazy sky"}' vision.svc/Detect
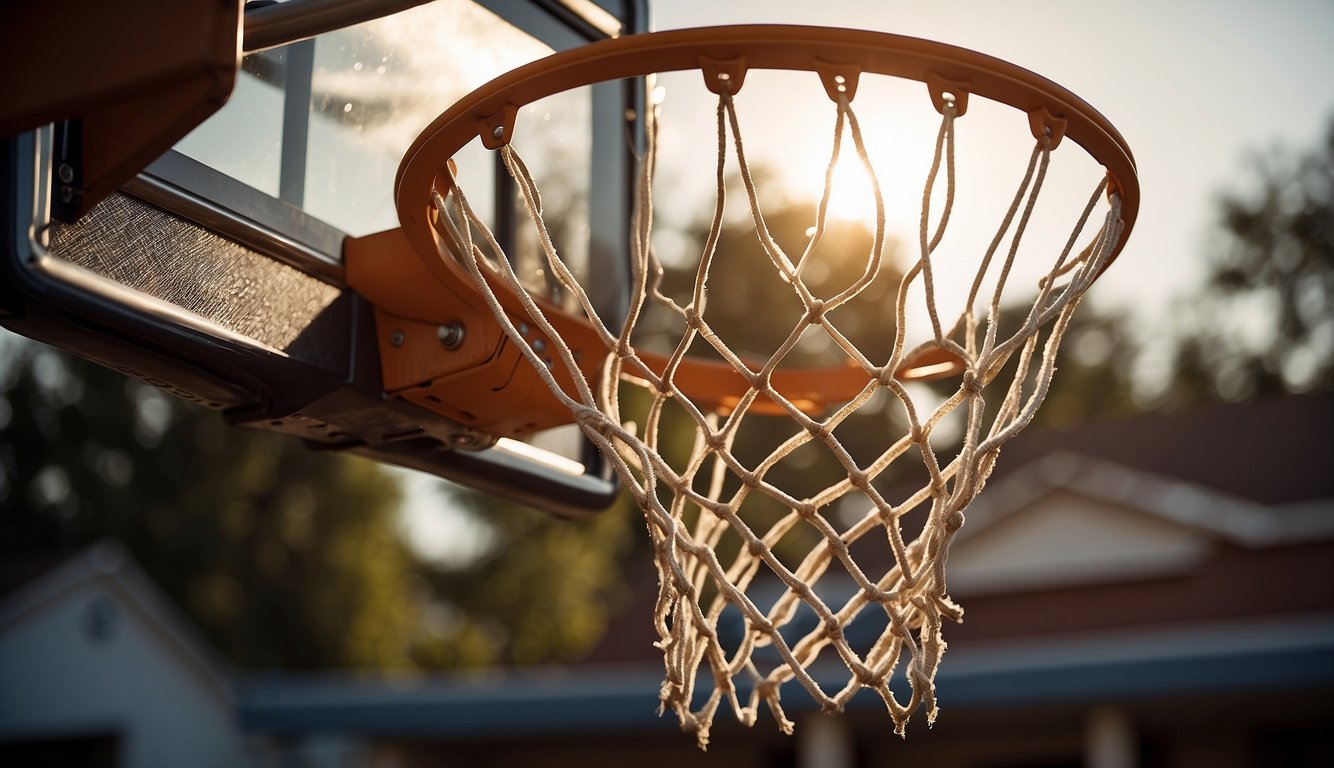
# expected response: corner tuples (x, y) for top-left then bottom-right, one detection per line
(651, 0), (1334, 328)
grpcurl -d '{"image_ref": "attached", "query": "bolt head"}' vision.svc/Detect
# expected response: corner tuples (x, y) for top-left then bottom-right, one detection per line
(436, 323), (465, 351)
(389, 330), (405, 347)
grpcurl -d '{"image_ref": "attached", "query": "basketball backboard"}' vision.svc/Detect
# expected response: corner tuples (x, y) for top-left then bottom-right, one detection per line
(1, 0), (647, 516)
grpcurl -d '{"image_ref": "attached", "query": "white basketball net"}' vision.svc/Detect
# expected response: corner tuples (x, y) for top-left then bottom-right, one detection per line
(433, 74), (1123, 748)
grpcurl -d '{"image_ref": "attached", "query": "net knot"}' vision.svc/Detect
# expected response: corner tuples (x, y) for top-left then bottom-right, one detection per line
(961, 369), (983, 394)
(908, 658), (934, 693)
(754, 679), (779, 700)
(684, 306), (703, 328)
(676, 711), (700, 733)
(847, 469), (871, 491)
(823, 615), (843, 641)
(804, 299), (826, 322)
(946, 511), (965, 531)
(864, 586), (893, 605)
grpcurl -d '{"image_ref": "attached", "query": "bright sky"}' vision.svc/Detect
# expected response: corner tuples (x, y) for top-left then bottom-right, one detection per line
(651, 0), (1334, 329)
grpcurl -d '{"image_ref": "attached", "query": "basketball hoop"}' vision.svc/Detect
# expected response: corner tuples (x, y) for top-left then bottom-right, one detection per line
(387, 26), (1138, 747)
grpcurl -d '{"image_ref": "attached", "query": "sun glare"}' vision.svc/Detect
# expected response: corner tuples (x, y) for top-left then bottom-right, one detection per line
(824, 153), (881, 223)
(785, 109), (932, 238)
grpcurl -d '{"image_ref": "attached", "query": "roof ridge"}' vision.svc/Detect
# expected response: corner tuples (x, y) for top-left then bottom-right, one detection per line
(964, 451), (1334, 547)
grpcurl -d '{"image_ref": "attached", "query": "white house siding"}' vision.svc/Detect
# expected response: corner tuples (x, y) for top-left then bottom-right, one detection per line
(0, 576), (250, 768)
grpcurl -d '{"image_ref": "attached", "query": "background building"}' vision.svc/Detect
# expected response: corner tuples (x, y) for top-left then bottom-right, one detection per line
(5, 394), (1330, 767)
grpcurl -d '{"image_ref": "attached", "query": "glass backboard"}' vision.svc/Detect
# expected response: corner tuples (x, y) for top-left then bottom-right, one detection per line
(1, 0), (648, 516)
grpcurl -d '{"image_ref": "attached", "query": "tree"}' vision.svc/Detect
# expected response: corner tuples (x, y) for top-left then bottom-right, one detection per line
(415, 488), (636, 667)
(644, 177), (1146, 478)
(1157, 121), (1334, 405)
(0, 340), (440, 669)
(0, 335), (645, 671)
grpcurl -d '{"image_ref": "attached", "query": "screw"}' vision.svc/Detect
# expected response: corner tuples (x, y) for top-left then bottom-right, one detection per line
(59, 187), (74, 204)
(437, 323), (465, 351)
(531, 338), (546, 353)
(57, 163), (74, 184)
(450, 432), (481, 449)
(389, 330), (405, 347)
(491, 125), (504, 140)
(516, 322), (530, 336)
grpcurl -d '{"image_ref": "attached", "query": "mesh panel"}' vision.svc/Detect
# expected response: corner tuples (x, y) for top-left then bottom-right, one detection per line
(46, 192), (341, 353)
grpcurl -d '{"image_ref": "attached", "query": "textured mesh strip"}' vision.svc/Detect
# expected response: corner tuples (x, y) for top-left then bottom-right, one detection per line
(432, 78), (1123, 748)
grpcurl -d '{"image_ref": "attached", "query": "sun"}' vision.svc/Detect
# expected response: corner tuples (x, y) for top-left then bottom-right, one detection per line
(789, 123), (912, 229)
(823, 153), (882, 223)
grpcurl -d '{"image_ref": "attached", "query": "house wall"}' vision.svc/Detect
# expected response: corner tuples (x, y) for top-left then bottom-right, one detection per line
(0, 578), (251, 768)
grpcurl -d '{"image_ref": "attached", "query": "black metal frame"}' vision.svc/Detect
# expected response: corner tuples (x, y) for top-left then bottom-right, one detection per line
(1, 0), (649, 516)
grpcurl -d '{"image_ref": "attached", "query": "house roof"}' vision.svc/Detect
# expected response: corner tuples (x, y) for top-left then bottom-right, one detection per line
(992, 392), (1334, 506)
(0, 539), (235, 703)
(584, 393), (1334, 665)
(960, 451), (1334, 549)
(237, 612), (1334, 737)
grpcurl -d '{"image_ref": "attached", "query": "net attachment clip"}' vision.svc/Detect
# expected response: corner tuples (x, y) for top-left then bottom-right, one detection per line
(814, 60), (861, 102)
(699, 55), (747, 95)
(926, 72), (970, 116)
(477, 103), (519, 150)
(1027, 106), (1068, 149)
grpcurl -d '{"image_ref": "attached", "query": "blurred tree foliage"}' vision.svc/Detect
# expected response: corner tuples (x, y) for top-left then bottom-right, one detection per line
(415, 489), (634, 667)
(0, 343), (429, 670)
(651, 199), (912, 473)
(0, 341), (629, 671)
(1156, 120), (1334, 405)
(640, 183), (1143, 489)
